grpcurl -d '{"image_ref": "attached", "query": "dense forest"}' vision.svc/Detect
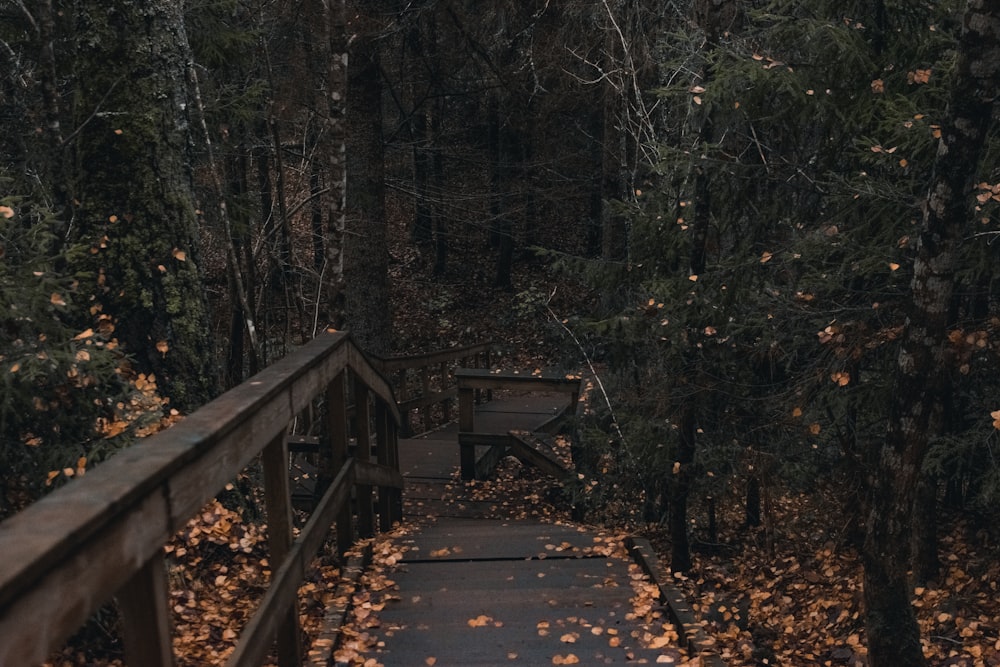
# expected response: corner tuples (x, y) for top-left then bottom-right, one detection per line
(3, 1), (1000, 665)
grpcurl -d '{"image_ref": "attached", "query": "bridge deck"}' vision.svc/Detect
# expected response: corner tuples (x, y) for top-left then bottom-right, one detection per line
(336, 395), (687, 665)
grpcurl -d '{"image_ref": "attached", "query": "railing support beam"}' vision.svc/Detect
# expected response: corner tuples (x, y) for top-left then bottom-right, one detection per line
(262, 432), (302, 667)
(118, 554), (174, 667)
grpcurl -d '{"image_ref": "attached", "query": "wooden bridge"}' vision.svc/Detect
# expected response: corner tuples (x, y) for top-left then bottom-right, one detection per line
(0, 333), (723, 666)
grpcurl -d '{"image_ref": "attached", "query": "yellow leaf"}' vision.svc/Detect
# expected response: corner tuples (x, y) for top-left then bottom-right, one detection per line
(50, 292), (67, 307)
(899, 158), (908, 168)
(889, 263), (900, 271)
(0, 205), (14, 219)
(10, 363), (20, 373)
(45, 470), (60, 486)
(108, 214), (118, 223)
(760, 251), (773, 264)
(156, 340), (169, 356)
(688, 274), (698, 282)
(76, 349), (90, 362)
(672, 461), (681, 475)
(809, 423), (822, 435)
(792, 407), (803, 418)
(73, 328), (95, 340)
(173, 248), (187, 261)
(425, 659), (437, 666)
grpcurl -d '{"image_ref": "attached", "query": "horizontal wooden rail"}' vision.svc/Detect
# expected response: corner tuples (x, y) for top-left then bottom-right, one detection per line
(0, 332), (403, 667)
(375, 341), (492, 373)
(456, 369), (582, 480)
(376, 342), (492, 436)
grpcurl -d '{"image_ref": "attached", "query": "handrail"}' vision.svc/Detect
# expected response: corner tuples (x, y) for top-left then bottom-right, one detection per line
(455, 368), (582, 480)
(0, 331), (403, 667)
(375, 341), (492, 436)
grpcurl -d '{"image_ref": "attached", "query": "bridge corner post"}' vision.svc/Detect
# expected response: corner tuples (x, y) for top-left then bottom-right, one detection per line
(420, 367), (432, 432)
(326, 371), (353, 558)
(354, 378), (375, 539)
(374, 401), (397, 532)
(395, 368), (413, 437)
(118, 554), (175, 667)
(262, 432), (303, 666)
(439, 360), (452, 423)
(459, 383), (476, 480)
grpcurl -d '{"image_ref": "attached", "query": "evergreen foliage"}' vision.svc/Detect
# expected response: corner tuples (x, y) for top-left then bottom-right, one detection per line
(0, 181), (134, 514)
(568, 0), (1000, 559)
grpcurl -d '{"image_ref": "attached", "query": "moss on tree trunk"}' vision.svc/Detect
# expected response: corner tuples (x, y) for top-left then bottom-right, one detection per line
(68, 0), (219, 412)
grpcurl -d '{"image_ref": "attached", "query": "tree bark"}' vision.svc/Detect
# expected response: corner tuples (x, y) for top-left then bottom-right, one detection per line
(345, 6), (392, 354)
(323, 0), (348, 327)
(669, 403), (696, 573)
(69, 0), (219, 412)
(862, 3), (1000, 665)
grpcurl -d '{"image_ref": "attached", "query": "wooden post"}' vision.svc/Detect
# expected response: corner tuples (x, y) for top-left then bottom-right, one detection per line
(395, 368), (411, 437)
(387, 420), (402, 524)
(118, 554), (174, 667)
(261, 432), (302, 667)
(326, 371), (353, 557)
(420, 367), (432, 432)
(375, 401), (394, 532)
(440, 360), (451, 423)
(354, 378), (375, 538)
(459, 384), (476, 480)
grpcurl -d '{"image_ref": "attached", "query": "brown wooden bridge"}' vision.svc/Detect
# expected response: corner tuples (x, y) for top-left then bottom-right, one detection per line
(0, 333), (723, 666)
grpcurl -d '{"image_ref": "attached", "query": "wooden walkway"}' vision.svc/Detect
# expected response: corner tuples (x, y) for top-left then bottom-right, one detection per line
(335, 395), (691, 666)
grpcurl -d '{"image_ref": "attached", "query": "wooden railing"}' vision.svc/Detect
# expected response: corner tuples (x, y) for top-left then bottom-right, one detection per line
(456, 369), (582, 480)
(375, 341), (492, 436)
(0, 332), (403, 667)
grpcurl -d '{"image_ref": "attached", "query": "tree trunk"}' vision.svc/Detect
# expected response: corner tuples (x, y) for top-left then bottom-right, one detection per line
(911, 474), (940, 584)
(669, 403), (696, 573)
(345, 9), (392, 355)
(323, 0), (348, 327)
(862, 3), (1000, 665)
(69, 0), (219, 412)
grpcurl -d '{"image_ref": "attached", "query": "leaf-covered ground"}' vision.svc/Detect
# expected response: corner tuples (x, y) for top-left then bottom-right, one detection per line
(649, 489), (1000, 667)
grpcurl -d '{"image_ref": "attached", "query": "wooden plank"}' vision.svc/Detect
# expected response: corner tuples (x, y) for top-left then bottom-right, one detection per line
(508, 433), (571, 480)
(117, 555), (174, 667)
(398, 519), (597, 560)
(398, 438), (460, 480)
(369, 519), (682, 666)
(354, 460), (404, 489)
(375, 342), (492, 372)
(397, 386), (457, 414)
(627, 537), (728, 667)
(474, 443), (507, 480)
(456, 368), (582, 394)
